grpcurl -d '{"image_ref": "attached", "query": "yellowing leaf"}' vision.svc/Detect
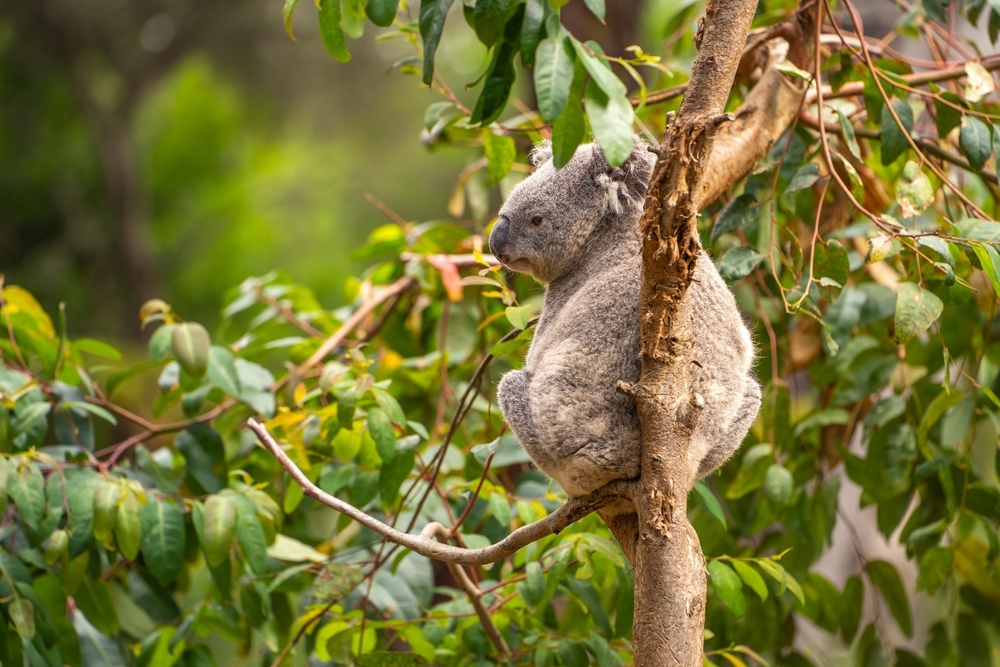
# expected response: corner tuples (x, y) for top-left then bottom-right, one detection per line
(964, 62), (995, 103)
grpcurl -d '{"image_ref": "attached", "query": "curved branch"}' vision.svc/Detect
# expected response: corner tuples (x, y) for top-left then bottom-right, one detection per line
(247, 418), (633, 567)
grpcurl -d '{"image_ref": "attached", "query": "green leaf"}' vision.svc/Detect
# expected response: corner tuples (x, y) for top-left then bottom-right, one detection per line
(73, 610), (126, 667)
(519, 0), (546, 68)
(584, 83), (634, 168)
(970, 241), (1000, 297)
(505, 305), (533, 329)
(571, 39), (626, 99)
(934, 92), (965, 138)
(366, 0), (399, 26)
(517, 561), (545, 607)
(202, 494), (237, 568)
(894, 282), (943, 344)
(708, 560), (747, 616)
(959, 116), (993, 171)
(957, 613), (991, 667)
(566, 577), (612, 636)
(174, 424), (228, 495)
(171, 323), (211, 379)
(813, 239), (850, 289)
(880, 99), (914, 165)
(551, 60), (587, 169)
(866, 559), (912, 637)
(367, 407), (397, 463)
(483, 129), (517, 185)
(692, 481), (726, 528)
(419, 0), (454, 85)
(839, 575), (864, 643)
(836, 108), (861, 158)
(718, 246), (765, 282)
(582, 0), (605, 21)
(755, 558), (804, 605)
(896, 160), (934, 217)
(74, 577), (119, 637)
(92, 480), (121, 546)
(534, 33), (575, 122)
(62, 400), (116, 426)
(470, 7), (522, 126)
(732, 560), (768, 602)
(371, 387), (406, 427)
(234, 495), (269, 575)
(473, 0), (518, 47)
(73, 338), (122, 360)
(318, 0), (351, 62)
(9, 597), (34, 640)
(488, 491), (510, 526)
(781, 162), (820, 210)
(763, 464), (794, 508)
(140, 499), (185, 585)
(379, 449), (414, 508)
(114, 489), (142, 560)
(66, 468), (100, 557)
(283, 0), (300, 37)
(206, 346), (241, 397)
(711, 194), (758, 242)
(956, 218), (1000, 242)
(105, 358), (170, 397)
(0, 457), (9, 519)
(9, 458), (45, 530)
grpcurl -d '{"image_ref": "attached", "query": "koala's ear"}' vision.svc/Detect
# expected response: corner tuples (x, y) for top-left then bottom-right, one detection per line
(617, 136), (657, 197)
(529, 140), (553, 167)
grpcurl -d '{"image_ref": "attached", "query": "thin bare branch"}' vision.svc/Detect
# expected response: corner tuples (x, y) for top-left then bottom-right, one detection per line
(297, 276), (416, 373)
(247, 418), (634, 567)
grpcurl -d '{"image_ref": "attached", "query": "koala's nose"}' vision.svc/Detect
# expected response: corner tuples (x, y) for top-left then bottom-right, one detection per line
(489, 216), (510, 261)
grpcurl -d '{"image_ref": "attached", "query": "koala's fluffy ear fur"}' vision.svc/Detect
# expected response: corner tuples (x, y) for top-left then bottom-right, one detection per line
(594, 135), (657, 217)
(530, 141), (554, 167)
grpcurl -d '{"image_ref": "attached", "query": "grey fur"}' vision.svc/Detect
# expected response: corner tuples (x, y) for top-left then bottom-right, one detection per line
(490, 138), (760, 498)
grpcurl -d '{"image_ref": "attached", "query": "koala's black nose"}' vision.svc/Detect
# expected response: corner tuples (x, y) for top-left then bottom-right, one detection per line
(490, 216), (510, 261)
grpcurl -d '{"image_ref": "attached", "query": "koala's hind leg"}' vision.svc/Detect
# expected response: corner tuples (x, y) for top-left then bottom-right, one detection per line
(695, 379), (762, 479)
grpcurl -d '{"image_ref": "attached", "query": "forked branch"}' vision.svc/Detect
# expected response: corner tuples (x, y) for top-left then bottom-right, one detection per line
(247, 418), (634, 567)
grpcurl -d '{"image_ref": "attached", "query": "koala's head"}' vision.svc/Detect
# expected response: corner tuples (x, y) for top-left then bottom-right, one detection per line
(489, 137), (655, 283)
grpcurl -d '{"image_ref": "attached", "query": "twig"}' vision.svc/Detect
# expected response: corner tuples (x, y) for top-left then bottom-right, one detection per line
(247, 418), (633, 566)
(253, 285), (324, 338)
(424, 522), (511, 659)
(297, 276), (416, 373)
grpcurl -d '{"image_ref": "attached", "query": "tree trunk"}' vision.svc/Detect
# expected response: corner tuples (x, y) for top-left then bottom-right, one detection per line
(626, 1), (759, 665)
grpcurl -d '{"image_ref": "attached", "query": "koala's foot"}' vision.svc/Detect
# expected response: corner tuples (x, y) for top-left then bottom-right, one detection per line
(496, 370), (538, 446)
(695, 379), (762, 479)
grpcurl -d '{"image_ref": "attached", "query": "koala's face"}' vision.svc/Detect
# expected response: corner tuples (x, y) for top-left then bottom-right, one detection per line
(490, 143), (627, 284)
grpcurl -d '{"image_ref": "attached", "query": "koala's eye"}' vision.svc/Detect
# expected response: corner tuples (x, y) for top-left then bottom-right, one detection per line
(531, 216), (544, 227)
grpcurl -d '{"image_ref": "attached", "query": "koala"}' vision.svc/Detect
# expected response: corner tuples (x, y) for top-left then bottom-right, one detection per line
(490, 138), (761, 507)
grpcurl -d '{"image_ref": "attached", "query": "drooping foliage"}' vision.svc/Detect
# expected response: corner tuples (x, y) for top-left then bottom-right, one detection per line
(2, 0), (1000, 666)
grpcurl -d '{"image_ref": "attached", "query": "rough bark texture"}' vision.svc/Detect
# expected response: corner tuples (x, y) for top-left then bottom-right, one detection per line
(626, 1), (759, 665)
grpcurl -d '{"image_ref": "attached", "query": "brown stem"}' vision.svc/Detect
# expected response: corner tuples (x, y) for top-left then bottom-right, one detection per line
(424, 522), (511, 659)
(297, 276), (416, 373)
(248, 418), (633, 566)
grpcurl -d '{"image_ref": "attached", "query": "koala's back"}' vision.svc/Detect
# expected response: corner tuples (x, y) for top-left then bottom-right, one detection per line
(521, 246), (753, 497)
(521, 251), (643, 496)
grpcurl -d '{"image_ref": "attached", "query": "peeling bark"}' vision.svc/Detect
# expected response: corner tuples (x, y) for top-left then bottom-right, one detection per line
(627, 0), (760, 664)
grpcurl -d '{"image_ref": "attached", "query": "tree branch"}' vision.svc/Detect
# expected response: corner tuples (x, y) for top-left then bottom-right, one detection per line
(423, 522), (511, 659)
(247, 418), (633, 567)
(297, 276), (416, 373)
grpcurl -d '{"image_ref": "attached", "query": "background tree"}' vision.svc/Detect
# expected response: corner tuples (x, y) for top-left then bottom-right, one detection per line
(2, 0), (1000, 666)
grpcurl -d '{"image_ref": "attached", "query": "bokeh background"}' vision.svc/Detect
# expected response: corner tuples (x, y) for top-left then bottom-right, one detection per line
(0, 0), (691, 342)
